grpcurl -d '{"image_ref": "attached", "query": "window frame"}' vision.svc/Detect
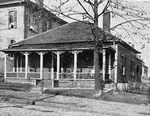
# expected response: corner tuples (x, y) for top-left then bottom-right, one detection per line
(131, 59), (135, 76)
(136, 65), (140, 76)
(120, 54), (126, 75)
(8, 10), (17, 29)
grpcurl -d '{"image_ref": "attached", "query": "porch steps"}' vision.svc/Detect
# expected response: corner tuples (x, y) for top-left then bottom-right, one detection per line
(105, 83), (116, 90)
(29, 80), (52, 93)
(103, 83), (116, 94)
(29, 86), (43, 93)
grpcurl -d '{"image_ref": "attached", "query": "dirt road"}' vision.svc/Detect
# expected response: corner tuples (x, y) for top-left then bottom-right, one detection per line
(0, 94), (150, 116)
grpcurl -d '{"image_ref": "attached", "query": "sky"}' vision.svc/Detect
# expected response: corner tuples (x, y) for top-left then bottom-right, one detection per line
(111, 0), (150, 75)
(41, 0), (150, 75)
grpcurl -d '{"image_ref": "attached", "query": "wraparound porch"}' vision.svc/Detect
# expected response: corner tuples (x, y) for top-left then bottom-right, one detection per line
(4, 48), (115, 88)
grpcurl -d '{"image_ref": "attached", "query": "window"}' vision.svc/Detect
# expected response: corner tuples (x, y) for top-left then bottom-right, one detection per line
(136, 65), (140, 76)
(144, 68), (148, 76)
(28, 13), (38, 32)
(8, 10), (17, 29)
(131, 59), (135, 76)
(42, 21), (49, 32)
(7, 38), (16, 48)
(10, 39), (16, 44)
(47, 21), (49, 30)
(121, 54), (126, 75)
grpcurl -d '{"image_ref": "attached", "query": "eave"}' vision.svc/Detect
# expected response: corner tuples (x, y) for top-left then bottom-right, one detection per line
(0, 0), (25, 6)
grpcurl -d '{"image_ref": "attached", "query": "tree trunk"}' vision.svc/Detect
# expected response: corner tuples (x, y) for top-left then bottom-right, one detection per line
(94, 0), (101, 90)
(94, 48), (101, 90)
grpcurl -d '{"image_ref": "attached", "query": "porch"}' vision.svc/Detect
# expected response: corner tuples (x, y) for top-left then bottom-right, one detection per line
(4, 48), (115, 88)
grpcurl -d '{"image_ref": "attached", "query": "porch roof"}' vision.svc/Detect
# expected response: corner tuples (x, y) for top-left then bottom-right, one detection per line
(2, 42), (95, 52)
(0, 0), (24, 6)
(0, 0), (23, 3)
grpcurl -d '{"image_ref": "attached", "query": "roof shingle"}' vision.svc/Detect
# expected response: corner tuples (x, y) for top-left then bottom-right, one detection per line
(14, 22), (98, 46)
(6, 21), (140, 54)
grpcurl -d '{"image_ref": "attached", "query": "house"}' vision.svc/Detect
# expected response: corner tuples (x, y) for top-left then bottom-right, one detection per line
(142, 63), (149, 80)
(1, 21), (143, 90)
(0, 0), (67, 73)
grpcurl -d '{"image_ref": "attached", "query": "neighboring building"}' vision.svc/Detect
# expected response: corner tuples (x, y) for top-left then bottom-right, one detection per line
(0, 0), (67, 73)
(142, 63), (148, 80)
(2, 21), (143, 90)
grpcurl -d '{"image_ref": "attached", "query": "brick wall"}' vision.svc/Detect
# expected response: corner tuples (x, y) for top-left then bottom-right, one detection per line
(117, 44), (142, 83)
(58, 80), (95, 89)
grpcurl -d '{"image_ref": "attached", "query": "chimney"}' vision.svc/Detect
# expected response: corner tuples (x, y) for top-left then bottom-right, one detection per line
(103, 10), (110, 32)
(35, 0), (44, 7)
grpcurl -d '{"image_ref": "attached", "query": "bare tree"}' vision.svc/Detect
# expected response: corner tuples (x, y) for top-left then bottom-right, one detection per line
(41, 0), (150, 90)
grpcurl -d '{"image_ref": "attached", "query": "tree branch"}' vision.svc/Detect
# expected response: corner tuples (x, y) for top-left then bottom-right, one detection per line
(84, 0), (94, 11)
(76, 0), (93, 20)
(121, 25), (137, 44)
(98, 0), (105, 5)
(98, 0), (110, 17)
(55, 0), (70, 11)
(110, 19), (145, 30)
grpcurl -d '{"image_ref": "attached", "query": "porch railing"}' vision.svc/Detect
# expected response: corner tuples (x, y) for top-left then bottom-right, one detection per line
(6, 72), (95, 80)
(59, 73), (74, 80)
(6, 72), (40, 79)
(6, 72), (25, 78)
(77, 73), (94, 80)
(27, 72), (40, 79)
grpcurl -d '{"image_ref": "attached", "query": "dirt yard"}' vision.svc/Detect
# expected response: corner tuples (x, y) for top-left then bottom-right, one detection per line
(0, 89), (150, 116)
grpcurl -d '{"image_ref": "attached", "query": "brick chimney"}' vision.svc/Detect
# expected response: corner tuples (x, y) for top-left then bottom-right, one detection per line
(103, 10), (110, 32)
(35, 0), (44, 7)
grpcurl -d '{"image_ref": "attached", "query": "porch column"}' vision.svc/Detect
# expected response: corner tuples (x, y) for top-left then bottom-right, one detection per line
(114, 45), (118, 83)
(51, 53), (54, 87)
(20, 54), (22, 72)
(24, 52), (29, 79)
(102, 49), (106, 81)
(74, 51), (77, 80)
(56, 51), (61, 80)
(53, 51), (64, 80)
(38, 52), (45, 80)
(108, 53), (111, 79)
(13, 54), (15, 72)
(16, 56), (19, 72)
(72, 51), (81, 80)
(4, 54), (7, 79)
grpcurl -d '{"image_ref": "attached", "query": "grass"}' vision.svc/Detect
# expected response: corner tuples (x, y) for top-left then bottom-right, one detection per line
(44, 89), (96, 98)
(44, 89), (150, 105)
(0, 81), (32, 91)
(103, 91), (149, 104)
(0, 80), (149, 105)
